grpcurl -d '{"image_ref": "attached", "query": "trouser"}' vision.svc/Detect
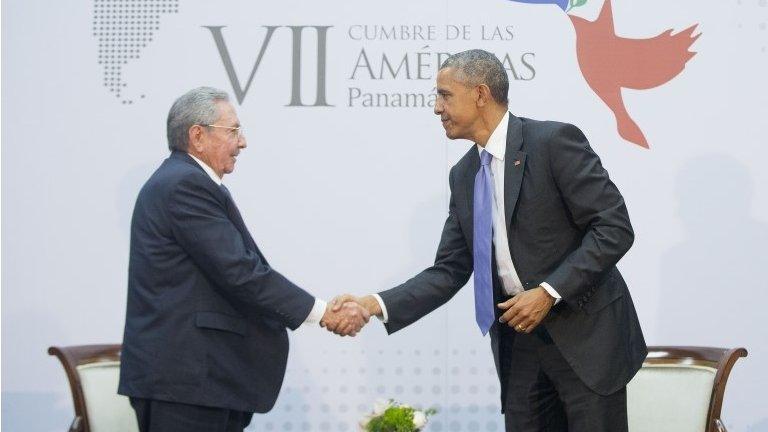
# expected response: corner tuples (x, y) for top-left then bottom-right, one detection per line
(503, 327), (628, 432)
(129, 397), (253, 432)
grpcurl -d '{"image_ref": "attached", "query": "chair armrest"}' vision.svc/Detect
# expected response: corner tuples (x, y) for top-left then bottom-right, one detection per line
(68, 416), (83, 432)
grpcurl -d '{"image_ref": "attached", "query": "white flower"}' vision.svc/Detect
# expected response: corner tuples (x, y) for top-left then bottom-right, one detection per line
(358, 415), (372, 429)
(373, 399), (392, 416)
(412, 411), (427, 429)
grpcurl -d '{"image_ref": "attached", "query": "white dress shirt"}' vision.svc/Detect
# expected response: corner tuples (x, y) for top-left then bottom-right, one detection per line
(476, 112), (561, 303)
(374, 112), (560, 324)
(188, 153), (327, 325)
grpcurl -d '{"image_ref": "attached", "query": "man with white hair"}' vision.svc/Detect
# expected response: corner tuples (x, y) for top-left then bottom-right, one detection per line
(119, 87), (368, 432)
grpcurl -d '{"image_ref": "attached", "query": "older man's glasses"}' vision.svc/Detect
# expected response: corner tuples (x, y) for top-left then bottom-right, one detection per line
(203, 124), (245, 140)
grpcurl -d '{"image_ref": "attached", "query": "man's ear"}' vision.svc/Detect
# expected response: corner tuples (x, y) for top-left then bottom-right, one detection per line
(188, 125), (205, 152)
(476, 84), (493, 108)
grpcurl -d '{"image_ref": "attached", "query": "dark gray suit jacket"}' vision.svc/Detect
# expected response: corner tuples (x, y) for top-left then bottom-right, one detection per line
(119, 151), (315, 413)
(378, 114), (646, 406)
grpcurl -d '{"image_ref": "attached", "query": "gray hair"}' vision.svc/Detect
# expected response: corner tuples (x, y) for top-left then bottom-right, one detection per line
(440, 49), (509, 105)
(166, 87), (230, 151)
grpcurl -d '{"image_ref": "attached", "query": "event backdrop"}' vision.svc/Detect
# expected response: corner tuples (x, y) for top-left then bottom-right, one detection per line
(2, 0), (767, 431)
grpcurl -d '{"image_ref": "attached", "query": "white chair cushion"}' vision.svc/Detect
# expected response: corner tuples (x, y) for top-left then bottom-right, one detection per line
(77, 361), (139, 432)
(627, 363), (716, 432)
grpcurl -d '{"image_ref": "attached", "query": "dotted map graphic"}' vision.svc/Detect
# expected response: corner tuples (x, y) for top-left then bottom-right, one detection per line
(92, 0), (179, 104)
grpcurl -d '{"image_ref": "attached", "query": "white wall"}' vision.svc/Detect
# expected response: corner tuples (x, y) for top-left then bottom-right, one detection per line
(2, 0), (766, 430)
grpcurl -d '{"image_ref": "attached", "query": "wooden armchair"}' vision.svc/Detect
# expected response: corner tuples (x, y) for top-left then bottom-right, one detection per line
(628, 346), (747, 432)
(48, 344), (138, 432)
(48, 344), (746, 432)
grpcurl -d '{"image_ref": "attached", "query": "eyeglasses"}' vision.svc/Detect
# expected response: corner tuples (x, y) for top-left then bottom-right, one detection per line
(203, 124), (245, 140)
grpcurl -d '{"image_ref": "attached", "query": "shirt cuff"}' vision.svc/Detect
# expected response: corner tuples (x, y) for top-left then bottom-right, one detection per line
(372, 294), (389, 323)
(303, 298), (327, 326)
(540, 282), (561, 306)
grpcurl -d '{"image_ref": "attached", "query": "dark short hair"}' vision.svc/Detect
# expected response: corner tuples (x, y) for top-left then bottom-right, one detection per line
(440, 49), (509, 105)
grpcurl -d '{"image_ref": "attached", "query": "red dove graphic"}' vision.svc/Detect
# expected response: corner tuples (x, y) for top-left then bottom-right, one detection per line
(569, 0), (700, 148)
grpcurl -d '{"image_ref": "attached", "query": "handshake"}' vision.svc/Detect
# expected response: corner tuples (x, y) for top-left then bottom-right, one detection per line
(319, 294), (381, 337)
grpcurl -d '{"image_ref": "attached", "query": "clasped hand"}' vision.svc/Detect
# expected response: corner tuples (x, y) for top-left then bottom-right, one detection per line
(320, 297), (370, 337)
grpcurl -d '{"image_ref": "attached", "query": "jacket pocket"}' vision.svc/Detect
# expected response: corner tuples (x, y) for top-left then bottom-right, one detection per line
(583, 286), (623, 315)
(581, 270), (624, 315)
(195, 311), (247, 336)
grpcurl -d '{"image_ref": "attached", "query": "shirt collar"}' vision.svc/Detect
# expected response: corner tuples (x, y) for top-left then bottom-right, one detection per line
(476, 111), (510, 161)
(188, 153), (223, 186)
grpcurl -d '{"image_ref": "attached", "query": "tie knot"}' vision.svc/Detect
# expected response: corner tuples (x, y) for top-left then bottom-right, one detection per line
(480, 150), (493, 166)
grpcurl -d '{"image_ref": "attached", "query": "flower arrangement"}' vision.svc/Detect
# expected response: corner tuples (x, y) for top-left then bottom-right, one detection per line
(360, 399), (438, 432)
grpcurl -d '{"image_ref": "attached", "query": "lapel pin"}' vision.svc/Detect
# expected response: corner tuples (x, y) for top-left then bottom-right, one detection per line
(514, 160), (521, 166)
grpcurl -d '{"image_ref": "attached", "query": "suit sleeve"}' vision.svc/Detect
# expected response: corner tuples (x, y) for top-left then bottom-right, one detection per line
(166, 176), (315, 330)
(543, 124), (634, 307)
(378, 167), (474, 334)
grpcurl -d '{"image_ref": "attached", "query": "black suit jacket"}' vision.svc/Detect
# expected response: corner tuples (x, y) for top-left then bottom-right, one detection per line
(118, 151), (315, 413)
(378, 114), (647, 405)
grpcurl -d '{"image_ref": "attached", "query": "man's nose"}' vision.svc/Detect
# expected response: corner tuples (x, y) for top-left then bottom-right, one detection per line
(239, 136), (247, 149)
(434, 101), (443, 115)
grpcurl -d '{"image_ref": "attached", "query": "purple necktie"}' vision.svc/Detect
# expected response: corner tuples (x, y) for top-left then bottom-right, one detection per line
(473, 150), (494, 335)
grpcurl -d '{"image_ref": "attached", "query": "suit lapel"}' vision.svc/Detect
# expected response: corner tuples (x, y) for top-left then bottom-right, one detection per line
(459, 114), (526, 249)
(461, 148), (480, 250)
(220, 190), (268, 263)
(170, 151), (268, 262)
(221, 193), (251, 245)
(504, 114), (526, 229)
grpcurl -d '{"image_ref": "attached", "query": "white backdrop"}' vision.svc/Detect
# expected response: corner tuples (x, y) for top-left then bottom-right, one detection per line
(2, 0), (767, 431)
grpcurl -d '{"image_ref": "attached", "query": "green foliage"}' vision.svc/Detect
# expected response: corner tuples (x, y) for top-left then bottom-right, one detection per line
(566, 0), (588, 12)
(362, 401), (438, 432)
(365, 406), (416, 432)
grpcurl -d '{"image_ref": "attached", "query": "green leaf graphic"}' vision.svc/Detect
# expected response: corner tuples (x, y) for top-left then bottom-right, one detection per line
(566, 0), (588, 12)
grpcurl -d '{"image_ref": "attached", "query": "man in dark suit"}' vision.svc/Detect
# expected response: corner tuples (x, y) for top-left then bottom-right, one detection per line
(118, 87), (369, 432)
(334, 50), (646, 431)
